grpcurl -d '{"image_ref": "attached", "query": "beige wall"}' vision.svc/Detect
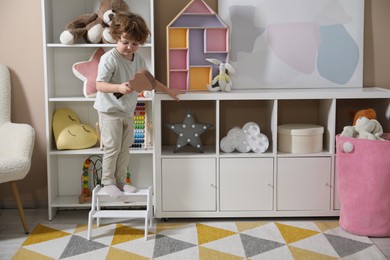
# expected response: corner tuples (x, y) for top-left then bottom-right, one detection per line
(0, 0), (389, 208)
(0, 0), (47, 207)
(363, 0), (390, 87)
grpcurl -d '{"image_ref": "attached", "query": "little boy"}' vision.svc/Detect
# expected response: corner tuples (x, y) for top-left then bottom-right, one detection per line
(94, 12), (183, 198)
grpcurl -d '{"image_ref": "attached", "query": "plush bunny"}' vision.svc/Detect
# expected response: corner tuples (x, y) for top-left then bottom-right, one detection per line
(59, 0), (129, 45)
(206, 58), (235, 92)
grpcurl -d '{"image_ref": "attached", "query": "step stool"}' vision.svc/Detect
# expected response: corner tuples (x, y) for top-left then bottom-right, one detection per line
(87, 185), (153, 240)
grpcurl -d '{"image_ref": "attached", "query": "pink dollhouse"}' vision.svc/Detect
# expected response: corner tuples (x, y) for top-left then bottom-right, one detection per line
(167, 0), (229, 91)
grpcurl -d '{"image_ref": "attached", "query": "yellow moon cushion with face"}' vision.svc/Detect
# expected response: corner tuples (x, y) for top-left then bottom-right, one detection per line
(53, 108), (98, 150)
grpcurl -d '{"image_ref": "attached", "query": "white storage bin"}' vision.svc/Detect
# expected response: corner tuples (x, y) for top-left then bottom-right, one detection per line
(278, 124), (324, 153)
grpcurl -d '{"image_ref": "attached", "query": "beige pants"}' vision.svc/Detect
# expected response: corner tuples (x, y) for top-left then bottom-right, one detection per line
(99, 111), (134, 186)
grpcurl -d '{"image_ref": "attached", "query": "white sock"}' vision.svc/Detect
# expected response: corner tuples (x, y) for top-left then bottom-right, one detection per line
(103, 185), (123, 198)
(119, 183), (138, 193)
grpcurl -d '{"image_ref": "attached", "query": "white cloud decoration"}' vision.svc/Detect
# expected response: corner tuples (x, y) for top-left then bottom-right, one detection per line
(220, 122), (269, 153)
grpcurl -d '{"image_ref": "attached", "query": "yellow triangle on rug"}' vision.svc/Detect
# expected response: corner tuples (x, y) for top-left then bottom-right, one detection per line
(106, 247), (148, 260)
(13, 247), (53, 260)
(22, 224), (70, 246)
(112, 224), (153, 245)
(196, 223), (237, 245)
(276, 222), (320, 244)
(315, 221), (340, 232)
(199, 245), (243, 260)
(235, 221), (268, 233)
(288, 245), (338, 259)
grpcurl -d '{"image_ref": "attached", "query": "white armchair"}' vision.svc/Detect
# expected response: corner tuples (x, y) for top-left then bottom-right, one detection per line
(0, 63), (35, 234)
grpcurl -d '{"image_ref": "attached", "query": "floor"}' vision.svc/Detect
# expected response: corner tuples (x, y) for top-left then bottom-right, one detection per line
(1, 208), (389, 260)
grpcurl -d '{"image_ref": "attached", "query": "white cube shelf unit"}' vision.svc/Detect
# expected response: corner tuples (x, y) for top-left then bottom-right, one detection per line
(153, 88), (390, 218)
(41, 0), (155, 220)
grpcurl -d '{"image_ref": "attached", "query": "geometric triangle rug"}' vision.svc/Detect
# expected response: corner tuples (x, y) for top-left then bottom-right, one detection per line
(13, 220), (386, 259)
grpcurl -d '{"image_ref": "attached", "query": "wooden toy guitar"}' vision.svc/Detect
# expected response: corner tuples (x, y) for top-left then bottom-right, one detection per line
(114, 69), (157, 99)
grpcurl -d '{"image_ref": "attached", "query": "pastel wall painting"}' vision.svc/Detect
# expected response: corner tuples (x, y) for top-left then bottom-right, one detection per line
(218, 0), (364, 89)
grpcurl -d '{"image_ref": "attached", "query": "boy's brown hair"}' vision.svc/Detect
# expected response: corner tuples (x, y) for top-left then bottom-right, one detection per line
(109, 12), (150, 44)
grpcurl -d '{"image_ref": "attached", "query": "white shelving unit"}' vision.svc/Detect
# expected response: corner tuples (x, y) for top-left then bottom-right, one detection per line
(41, 0), (155, 220)
(153, 88), (390, 218)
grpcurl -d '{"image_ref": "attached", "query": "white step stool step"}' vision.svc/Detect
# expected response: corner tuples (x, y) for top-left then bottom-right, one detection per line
(95, 188), (150, 203)
(92, 210), (148, 219)
(87, 185), (153, 241)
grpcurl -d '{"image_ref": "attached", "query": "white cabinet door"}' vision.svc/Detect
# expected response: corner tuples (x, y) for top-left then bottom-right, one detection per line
(220, 158), (274, 211)
(277, 157), (331, 210)
(162, 158), (216, 211)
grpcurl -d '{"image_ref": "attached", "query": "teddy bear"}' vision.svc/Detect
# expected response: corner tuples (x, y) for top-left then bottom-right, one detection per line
(341, 116), (384, 140)
(59, 0), (129, 45)
(350, 108), (377, 125)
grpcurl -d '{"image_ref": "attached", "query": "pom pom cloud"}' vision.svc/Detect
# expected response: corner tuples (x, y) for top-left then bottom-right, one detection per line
(220, 122), (269, 153)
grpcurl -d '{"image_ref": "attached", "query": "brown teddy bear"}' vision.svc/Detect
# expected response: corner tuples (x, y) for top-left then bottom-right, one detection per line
(350, 108), (377, 125)
(59, 0), (129, 45)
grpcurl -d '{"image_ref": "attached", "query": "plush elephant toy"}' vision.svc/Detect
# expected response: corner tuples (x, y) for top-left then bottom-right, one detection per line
(59, 0), (129, 45)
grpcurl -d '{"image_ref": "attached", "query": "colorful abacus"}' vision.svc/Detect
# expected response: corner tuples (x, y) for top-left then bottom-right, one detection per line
(131, 102), (147, 149)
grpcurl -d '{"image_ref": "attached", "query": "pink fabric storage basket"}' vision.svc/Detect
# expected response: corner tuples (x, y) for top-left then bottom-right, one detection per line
(336, 134), (390, 237)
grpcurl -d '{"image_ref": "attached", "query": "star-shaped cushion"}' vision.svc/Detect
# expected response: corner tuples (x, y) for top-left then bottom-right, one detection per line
(166, 110), (213, 153)
(72, 48), (105, 98)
